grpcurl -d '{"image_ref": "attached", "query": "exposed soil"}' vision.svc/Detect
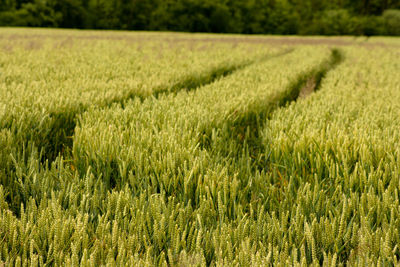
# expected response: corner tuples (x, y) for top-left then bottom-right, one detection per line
(299, 77), (317, 98)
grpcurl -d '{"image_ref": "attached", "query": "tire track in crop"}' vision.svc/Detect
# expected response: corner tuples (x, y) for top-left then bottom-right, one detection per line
(1, 49), (293, 165)
(53, 48), (293, 160)
(201, 49), (344, 174)
(1, 49), (293, 216)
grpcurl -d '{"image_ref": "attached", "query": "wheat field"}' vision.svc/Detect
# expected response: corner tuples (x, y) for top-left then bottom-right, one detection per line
(0, 28), (400, 266)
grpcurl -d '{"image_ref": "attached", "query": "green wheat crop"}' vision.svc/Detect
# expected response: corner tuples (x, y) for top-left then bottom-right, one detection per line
(0, 28), (399, 266)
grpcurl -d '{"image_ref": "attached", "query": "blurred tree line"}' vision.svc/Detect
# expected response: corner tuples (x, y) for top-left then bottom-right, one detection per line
(1, 0), (399, 35)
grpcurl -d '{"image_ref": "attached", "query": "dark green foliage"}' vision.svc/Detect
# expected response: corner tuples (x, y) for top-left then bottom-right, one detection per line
(356, 16), (385, 36)
(313, 9), (358, 35)
(0, 0), (400, 35)
(383, 9), (400, 35)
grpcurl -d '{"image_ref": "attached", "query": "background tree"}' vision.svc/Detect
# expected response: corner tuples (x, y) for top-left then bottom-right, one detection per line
(0, 0), (399, 35)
